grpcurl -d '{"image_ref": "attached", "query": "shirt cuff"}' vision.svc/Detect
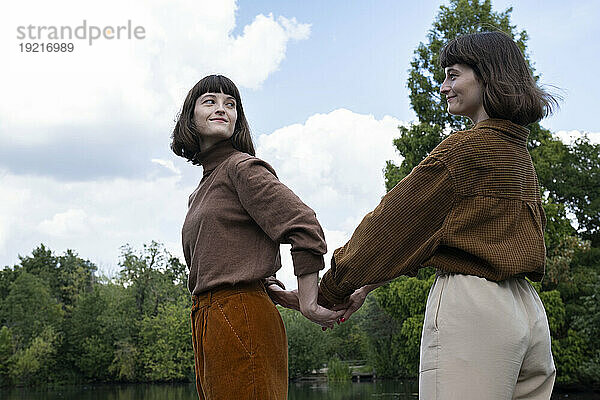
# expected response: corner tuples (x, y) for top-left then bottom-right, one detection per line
(292, 251), (325, 276)
(319, 269), (353, 305)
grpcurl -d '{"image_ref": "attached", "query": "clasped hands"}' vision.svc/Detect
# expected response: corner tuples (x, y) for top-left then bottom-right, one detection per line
(267, 273), (369, 330)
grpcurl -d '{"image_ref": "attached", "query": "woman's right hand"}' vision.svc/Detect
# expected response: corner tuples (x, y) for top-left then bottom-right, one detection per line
(297, 272), (345, 329)
(300, 302), (346, 329)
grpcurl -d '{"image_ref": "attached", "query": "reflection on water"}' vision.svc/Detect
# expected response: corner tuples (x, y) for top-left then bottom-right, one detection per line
(1, 381), (418, 400)
(0, 383), (198, 400)
(1, 381), (598, 400)
(289, 380), (418, 399)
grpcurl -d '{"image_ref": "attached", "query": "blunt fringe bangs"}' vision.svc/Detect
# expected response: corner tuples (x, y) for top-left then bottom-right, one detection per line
(439, 31), (557, 126)
(171, 75), (255, 165)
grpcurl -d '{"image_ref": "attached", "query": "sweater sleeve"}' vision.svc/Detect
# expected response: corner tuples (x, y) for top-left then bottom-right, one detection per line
(319, 156), (454, 305)
(229, 157), (327, 276)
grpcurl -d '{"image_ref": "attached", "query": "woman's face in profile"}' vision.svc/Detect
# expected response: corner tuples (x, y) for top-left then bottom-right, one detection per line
(193, 91), (238, 148)
(440, 63), (486, 123)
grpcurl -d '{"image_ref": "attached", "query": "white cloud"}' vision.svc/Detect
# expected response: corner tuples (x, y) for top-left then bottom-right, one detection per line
(151, 158), (181, 175)
(38, 209), (92, 237)
(0, 170), (193, 269)
(554, 130), (600, 145)
(0, 0), (310, 146)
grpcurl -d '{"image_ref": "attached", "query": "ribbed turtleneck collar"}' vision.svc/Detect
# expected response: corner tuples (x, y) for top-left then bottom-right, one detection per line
(197, 139), (237, 177)
(474, 118), (530, 144)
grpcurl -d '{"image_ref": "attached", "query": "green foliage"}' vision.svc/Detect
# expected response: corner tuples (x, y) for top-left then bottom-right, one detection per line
(0, 326), (13, 387)
(572, 278), (600, 385)
(322, 306), (367, 362)
(374, 274), (434, 320)
(17, 245), (96, 309)
(66, 286), (110, 380)
(396, 315), (424, 375)
(540, 199), (578, 258)
(139, 298), (194, 382)
(77, 336), (114, 380)
(0, 268), (21, 309)
(326, 356), (351, 381)
(370, 274), (435, 378)
(54, 249), (97, 310)
(118, 241), (188, 317)
(0, 272), (64, 349)
(358, 295), (404, 378)
(532, 135), (600, 246)
(552, 329), (587, 385)
(538, 290), (565, 336)
(9, 326), (60, 386)
(0, 242), (194, 386)
(279, 307), (328, 378)
(109, 340), (138, 381)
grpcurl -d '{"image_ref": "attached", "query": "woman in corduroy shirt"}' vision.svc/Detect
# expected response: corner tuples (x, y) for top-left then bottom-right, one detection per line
(319, 32), (557, 399)
(171, 75), (343, 400)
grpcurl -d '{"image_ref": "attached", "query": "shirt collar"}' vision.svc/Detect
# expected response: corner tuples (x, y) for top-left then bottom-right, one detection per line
(197, 139), (237, 176)
(473, 118), (530, 144)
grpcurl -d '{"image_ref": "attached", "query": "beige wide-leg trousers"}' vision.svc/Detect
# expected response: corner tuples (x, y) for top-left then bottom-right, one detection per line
(419, 273), (556, 400)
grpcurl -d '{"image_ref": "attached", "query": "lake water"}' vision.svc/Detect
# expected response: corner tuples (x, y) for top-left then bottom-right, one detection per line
(1, 381), (598, 399)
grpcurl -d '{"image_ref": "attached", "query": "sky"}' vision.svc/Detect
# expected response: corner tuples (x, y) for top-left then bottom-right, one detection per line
(1, 0), (598, 289)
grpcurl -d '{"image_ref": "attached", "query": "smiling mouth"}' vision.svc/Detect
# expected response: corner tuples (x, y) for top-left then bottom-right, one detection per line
(210, 118), (228, 123)
(446, 96), (457, 102)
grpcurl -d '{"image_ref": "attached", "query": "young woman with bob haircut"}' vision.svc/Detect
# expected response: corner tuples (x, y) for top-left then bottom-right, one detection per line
(172, 74), (344, 400)
(318, 31), (557, 399)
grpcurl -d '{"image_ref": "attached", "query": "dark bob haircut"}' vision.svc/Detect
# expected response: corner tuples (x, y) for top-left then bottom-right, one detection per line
(171, 75), (255, 165)
(439, 31), (557, 126)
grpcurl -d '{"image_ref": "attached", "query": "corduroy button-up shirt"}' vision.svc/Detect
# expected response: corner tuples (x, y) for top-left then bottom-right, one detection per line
(320, 118), (547, 305)
(182, 139), (327, 296)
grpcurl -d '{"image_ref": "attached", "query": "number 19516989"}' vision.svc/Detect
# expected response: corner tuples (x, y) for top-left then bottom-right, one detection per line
(19, 43), (74, 52)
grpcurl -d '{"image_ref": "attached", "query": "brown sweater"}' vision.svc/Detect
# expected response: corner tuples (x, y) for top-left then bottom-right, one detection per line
(320, 118), (547, 305)
(182, 139), (327, 295)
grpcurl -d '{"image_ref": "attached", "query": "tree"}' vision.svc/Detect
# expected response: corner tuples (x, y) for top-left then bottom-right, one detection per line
(139, 297), (194, 382)
(65, 281), (140, 382)
(385, 0), (530, 188)
(9, 326), (60, 386)
(0, 272), (64, 350)
(12, 245), (97, 310)
(65, 286), (115, 380)
(118, 241), (188, 317)
(531, 135), (600, 246)
(0, 326), (13, 386)
(55, 249), (97, 310)
(357, 295), (405, 378)
(279, 307), (328, 378)
(371, 273), (435, 378)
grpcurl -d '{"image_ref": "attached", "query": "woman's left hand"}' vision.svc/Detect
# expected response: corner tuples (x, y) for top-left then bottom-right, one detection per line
(266, 285), (300, 311)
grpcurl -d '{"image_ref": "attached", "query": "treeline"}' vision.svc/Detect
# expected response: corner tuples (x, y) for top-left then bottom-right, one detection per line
(0, 235), (598, 387)
(0, 242), (193, 386)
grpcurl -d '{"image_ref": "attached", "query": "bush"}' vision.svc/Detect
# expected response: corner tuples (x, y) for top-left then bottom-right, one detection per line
(10, 326), (60, 385)
(327, 356), (350, 381)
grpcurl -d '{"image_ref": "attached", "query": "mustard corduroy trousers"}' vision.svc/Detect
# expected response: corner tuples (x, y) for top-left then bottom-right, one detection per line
(191, 281), (288, 400)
